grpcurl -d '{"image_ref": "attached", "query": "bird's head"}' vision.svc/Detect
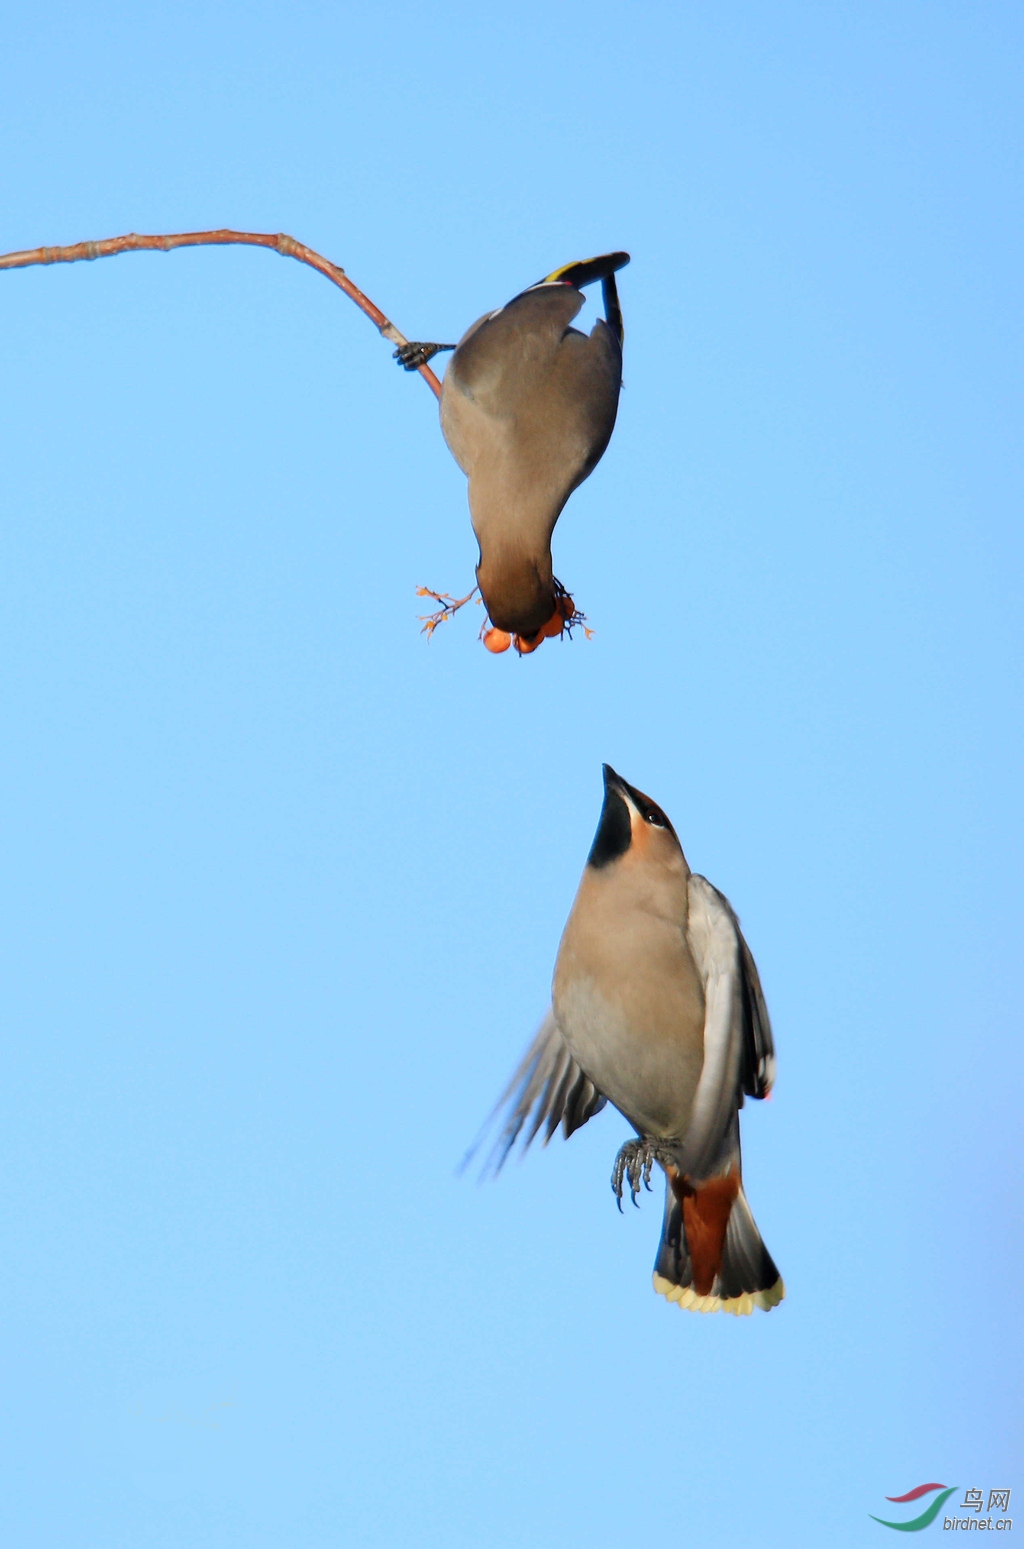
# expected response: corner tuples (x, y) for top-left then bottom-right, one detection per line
(587, 765), (688, 880)
(475, 553), (555, 639)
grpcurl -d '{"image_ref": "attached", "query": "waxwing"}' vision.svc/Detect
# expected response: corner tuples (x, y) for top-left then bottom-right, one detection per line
(397, 254), (628, 643)
(485, 765), (784, 1315)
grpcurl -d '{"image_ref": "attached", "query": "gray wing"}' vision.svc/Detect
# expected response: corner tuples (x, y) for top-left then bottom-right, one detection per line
(738, 930), (775, 1099)
(472, 1007), (607, 1176)
(447, 285), (587, 413)
(682, 875), (775, 1181)
(441, 284), (621, 504)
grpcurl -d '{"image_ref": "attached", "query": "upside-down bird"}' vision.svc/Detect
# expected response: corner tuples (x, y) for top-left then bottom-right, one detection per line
(484, 765), (784, 1315)
(397, 254), (628, 644)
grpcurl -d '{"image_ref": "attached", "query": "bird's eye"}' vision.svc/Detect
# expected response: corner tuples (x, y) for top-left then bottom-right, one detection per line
(643, 805), (668, 827)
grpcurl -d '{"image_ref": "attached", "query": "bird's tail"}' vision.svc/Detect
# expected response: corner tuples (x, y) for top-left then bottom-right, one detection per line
(541, 252), (630, 289)
(527, 253), (629, 346)
(652, 1172), (784, 1315)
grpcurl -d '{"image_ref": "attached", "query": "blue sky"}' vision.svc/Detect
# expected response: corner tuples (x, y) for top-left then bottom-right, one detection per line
(1, 2), (1021, 1544)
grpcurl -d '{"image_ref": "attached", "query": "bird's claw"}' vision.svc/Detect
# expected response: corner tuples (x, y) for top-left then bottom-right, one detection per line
(610, 1138), (674, 1211)
(394, 342), (456, 371)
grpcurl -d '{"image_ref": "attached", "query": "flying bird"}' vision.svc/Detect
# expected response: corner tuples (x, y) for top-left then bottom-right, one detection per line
(397, 254), (628, 649)
(484, 765), (784, 1315)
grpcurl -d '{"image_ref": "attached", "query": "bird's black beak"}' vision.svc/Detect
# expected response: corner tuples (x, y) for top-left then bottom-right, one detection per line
(602, 765), (675, 836)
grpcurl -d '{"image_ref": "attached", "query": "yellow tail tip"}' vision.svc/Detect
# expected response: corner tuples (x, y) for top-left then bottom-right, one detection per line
(542, 252), (631, 287)
(652, 1273), (785, 1315)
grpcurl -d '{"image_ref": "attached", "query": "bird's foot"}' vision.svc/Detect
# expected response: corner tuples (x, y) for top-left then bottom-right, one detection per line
(416, 585), (480, 638)
(394, 342), (456, 371)
(611, 1137), (677, 1211)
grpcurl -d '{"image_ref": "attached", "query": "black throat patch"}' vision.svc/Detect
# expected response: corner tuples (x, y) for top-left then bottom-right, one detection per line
(587, 787), (632, 868)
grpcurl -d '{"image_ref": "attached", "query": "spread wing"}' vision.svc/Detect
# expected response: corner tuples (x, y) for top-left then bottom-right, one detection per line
(470, 1007), (608, 1176)
(682, 875), (775, 1182)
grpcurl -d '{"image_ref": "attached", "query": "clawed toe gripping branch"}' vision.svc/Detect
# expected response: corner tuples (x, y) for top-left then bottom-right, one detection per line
(394, 341), (456, 371)
(611, 1137), (677, 1211)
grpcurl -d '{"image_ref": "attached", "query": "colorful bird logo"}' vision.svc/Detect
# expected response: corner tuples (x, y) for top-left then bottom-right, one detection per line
(870, 1483), (958, 1531)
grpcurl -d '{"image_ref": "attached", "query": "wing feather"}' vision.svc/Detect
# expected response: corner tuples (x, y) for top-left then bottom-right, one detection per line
(738, 933), (775, 1098)
(471, 1008), (607, 1176)
(683, 875), (775, 1180)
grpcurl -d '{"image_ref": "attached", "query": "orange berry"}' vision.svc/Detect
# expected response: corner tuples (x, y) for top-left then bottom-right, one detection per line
(539, 611), (565, 640)
(513, 631), (542, 655)
(483, 627), (512, 653)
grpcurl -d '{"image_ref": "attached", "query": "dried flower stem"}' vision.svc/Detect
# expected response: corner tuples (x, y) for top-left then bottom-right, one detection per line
(0, 228), (442, 397)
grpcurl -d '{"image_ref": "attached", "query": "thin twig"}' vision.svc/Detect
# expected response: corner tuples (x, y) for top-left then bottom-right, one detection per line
(0, 228), (443, 397)
(416, 586), (480, 637)
(553, 579), (594, 640)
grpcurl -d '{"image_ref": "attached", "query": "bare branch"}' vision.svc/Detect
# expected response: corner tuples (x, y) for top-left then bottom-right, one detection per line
(0, 228), (443, 397)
